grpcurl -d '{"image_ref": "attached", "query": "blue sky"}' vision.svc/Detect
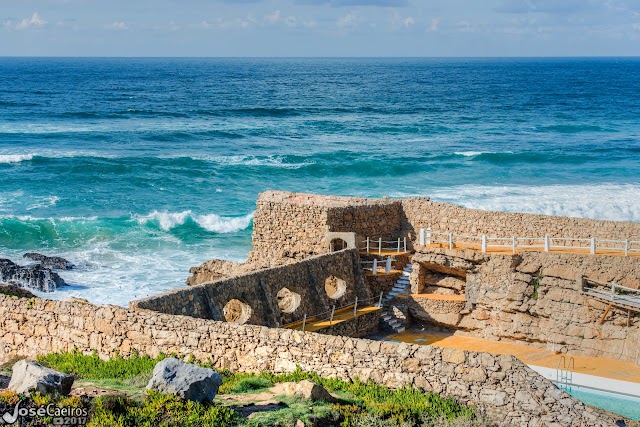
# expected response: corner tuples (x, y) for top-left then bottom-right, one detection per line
(1, 0), (639, 56)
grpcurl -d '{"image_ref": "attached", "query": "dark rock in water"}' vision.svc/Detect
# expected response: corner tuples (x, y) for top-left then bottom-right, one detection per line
(0, 283), (37, 298)
(23, 253), (74, 270)
(0, 258), (66, 292)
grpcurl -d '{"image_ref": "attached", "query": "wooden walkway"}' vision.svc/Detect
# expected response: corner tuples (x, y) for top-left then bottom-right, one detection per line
(425, 243), (640, 258)
(284, 305), (381, 332)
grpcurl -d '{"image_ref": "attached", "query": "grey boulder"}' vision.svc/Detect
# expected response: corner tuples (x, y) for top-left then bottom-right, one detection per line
(8, 360), (74, 396)
(23, 253), (74, 270)
(146, 358), (222, 403)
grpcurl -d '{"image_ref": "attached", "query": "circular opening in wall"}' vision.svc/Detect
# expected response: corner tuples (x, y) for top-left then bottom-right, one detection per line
(223, 299), (253, 325)
(277, 287), (302, 313)
(324, 276), (347, 300)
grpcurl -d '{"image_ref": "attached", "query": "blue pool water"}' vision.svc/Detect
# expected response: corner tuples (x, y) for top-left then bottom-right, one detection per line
(1, 57), (639, 304)
(568, 386), (640, 421)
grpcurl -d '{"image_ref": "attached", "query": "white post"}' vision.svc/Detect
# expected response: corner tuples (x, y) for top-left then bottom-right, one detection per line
(611, 281), (616, 301)
(366, 237), (370, 253)
(378, 237), (382, 255)
(385, 257), (392, 274)
(372, 258), (378, 275)
(302, 314), (307, 332)
(353, 297), (358, 317)
(329, 305), (336, 325)
(403, 237), (407, 252)
(419, 228), (425, 246)
(590, 238), (596, 255)
(512, 236), (517, 254)
(481, 235), (487, 253)
(449, 232), (453, 250)
(544, 235), (550, 252)
(426, 227), (432, 245)
(397, 238), (401, 253)
(625, 239), (629, 256)
(378, 291), (383, 307)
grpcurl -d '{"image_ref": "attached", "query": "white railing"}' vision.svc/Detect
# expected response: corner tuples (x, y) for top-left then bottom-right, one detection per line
(418, 227), (640, 256)
(361, 257), (393, 275)
(360, 237), (408, 254)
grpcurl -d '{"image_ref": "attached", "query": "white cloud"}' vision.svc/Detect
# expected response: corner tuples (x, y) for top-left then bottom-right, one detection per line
(264, 10), (281, 24)
(4, 12), (47, 31)
(429, 17), (440, 32)
(403, 16), (415, 27)
(108, 21), (128, 30)
(337, 12), (358, 28)
(633, 22), (640, 30)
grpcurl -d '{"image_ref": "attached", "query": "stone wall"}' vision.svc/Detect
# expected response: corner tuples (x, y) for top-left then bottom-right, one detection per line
(401, 198), (640, 243)
(411, 248), (640, 365)
(132, 249), (372, 329)
(248, 191), (403, 267)
(0, 294), (622, 427)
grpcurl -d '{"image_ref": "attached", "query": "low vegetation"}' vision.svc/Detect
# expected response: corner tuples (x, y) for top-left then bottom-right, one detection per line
(3, 350), (486, 427)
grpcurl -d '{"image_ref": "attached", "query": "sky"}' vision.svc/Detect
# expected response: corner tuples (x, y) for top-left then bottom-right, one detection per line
(1, 0), (639, 56)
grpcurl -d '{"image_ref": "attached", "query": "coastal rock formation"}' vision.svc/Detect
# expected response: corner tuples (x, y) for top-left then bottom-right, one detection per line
(0, 283), (37, 298)
(186, 259), (249, 286)
(0, 259), (66, 292)
(146, 358), (222, 403)
(410, 248), (640, 364)
(8, 360), (74, 396)
(23, 253), (74, 270)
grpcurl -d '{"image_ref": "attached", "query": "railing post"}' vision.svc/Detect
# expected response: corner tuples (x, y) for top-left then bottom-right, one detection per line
(481, 235), (487, 253)
(366, 237), (370, 253)
(385, 257), (392, 274)
(512, 236), (516, 254)
(353, 297), (358, 318)
(397, 238), (401, 253)
(611, 281), (616, 301)
(378, 291), (383, 307)
(449, 233), (453, 250)
(625, 239), (629, 256)
(544, 235), (550, 252)
(590, 238), (596, 255)
(419, 228), (425, 246)
(426, 227), (432, 245)
(301, 314), (307, 332)
(372, 258), (378, 275)
(378, 237), (382, 255)
(403, 237), (407, 252)
(329, 304), (336, 325)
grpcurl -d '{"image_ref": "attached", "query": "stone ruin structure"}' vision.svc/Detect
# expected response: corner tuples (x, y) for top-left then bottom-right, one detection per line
(2, 189), (640, 426)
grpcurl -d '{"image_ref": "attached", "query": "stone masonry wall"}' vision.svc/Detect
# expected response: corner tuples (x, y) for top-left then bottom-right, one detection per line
(132, 249), (372, 328)
(0, 294), (621, 427)
(411, 248), (640, 365)
(401, 198), (640, 243)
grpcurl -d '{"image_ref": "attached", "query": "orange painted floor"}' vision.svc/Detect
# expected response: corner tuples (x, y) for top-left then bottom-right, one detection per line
(365, 269), (403, 277)
(425, 243), (640, 258)
(411, 294), (466, 302)
(284, 305), (381, 332)
(388, 330), (640, 384)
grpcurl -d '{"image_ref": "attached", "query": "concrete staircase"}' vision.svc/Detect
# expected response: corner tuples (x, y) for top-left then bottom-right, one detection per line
(380, 262), (412, 333)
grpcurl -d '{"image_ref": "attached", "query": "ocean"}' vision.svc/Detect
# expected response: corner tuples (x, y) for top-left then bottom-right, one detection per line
(1, 57), (639, 305)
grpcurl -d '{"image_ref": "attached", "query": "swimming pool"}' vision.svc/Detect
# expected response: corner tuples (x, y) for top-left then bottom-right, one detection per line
(567, 385), (640, 421)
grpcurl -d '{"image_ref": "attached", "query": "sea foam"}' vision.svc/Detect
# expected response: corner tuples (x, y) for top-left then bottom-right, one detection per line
(136, 210), (254, 233)
(0, 154), (34, 163)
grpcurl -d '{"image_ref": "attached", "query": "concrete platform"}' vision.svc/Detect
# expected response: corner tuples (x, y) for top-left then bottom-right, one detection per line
(411, 293), (466, 302)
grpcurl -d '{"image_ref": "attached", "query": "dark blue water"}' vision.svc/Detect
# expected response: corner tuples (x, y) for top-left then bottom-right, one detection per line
(1, 57), (639, 304)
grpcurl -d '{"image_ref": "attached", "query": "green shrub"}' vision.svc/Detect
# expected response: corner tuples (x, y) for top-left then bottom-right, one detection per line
(88, 391), (240, 427)
(219, 376), (273, 394)
(36, 349), (164, 381)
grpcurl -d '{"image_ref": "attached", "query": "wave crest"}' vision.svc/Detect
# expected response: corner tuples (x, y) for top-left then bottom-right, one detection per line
(136, 210), (254, 233)
(0, 154), (34, 164)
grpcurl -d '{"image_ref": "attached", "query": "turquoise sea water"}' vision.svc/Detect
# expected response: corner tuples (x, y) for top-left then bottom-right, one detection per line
(1, 58), (639, 305)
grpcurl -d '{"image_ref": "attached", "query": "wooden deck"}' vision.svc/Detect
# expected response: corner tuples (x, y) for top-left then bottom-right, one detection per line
(283, 305), (381, 332)
(424, 243), (640, 258)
